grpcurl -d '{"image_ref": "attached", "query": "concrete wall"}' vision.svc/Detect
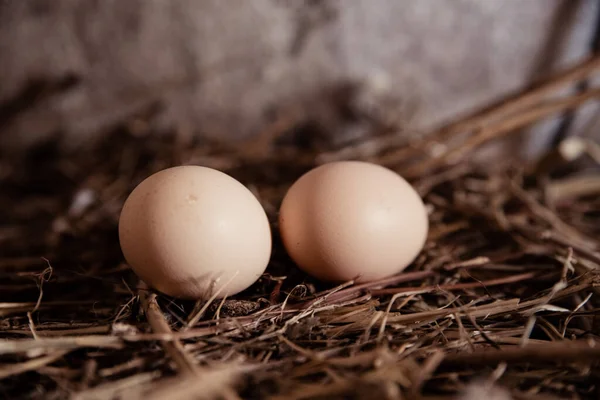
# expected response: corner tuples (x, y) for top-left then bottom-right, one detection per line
(0, 0), (598, 152)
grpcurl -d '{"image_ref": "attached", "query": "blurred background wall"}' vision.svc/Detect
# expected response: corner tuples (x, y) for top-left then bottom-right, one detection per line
(1, 0), (599, 154)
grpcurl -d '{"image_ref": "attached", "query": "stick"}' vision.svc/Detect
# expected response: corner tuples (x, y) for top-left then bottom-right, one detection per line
(430, 54), (600, 144)
(381, 55), (600, 168)
(0, 350), (69, 379)
(372, 271), (537, 296)
(546, 175), (600, 203)
(400, 87), (600, 176)
(140, 292), (198, 376)
(441, 340), (600, 366)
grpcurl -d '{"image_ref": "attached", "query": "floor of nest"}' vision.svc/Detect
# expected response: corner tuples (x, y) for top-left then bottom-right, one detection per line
(0, 127), (599, 400)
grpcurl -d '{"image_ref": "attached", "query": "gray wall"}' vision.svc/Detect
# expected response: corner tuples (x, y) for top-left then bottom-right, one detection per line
(1, 0), (598, 152)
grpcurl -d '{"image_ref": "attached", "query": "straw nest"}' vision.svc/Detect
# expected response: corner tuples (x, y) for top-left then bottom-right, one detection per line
(1, 56), (600, 400)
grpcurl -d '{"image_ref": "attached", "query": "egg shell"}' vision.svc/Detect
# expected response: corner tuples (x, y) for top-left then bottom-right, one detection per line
(119, 166), (272, 299)
(279, 161), (428, 282)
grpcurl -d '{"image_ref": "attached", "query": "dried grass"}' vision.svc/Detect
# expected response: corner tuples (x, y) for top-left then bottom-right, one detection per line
(1, 55), (600, 399)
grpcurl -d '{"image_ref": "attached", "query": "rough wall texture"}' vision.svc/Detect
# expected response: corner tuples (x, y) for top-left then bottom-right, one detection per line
(0, 0), (598, 151)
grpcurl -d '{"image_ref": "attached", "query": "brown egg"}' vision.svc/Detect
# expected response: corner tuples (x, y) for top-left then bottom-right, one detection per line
(119, 166), (271, 299)
(279, 161), (428, 282)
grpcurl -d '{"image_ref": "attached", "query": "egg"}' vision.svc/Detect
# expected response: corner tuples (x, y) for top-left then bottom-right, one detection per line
(119, 166), (271, 299)
(279, 161), (428, 282)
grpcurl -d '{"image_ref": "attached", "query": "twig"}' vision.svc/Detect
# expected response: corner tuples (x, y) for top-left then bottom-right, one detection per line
(438, 55), (600, 135)
(546, 175), (600, 204)
(372, 272), (538, 296)
(380, 55), (600, 166)
(0, 336), (124, 355)
(410, 351), (445, 396)
(441, 340), (600, 366)
(140, 291), (198, 376)
(71, 372), (161, 400)
(541, 231), (600, 266)
(301, 270), (435, 307)
(0, 350), (69, 379)
(185, 271), (240, 330)
(401, 87), (600, 176)
(510, 181), (598, 250)
(27, 312), (38, 340)
(443, 256), (491, 271)
(377, 293), (416, 342)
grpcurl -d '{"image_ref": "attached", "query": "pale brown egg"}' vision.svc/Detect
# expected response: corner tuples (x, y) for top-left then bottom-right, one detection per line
(119, 166), (271, 299)
(279, 161), (428, 282)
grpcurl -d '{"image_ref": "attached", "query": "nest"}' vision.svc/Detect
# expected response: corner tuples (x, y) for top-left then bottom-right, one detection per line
(1, 56), (600, 400)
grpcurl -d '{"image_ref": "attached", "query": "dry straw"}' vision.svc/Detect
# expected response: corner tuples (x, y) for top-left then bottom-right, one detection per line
(1, 55), (600, 399)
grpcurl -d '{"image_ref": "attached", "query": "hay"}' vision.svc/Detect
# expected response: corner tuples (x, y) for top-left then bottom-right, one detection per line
(1, 56), (600, 400)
